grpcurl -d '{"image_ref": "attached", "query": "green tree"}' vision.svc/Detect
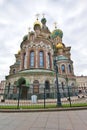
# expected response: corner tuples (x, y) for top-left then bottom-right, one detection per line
(17, 77), (26, 87)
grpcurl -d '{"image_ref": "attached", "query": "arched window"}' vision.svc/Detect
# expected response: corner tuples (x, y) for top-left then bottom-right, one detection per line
(61, 64), (65, 73)
(33, 80), (39, 94)
(68, 64), (72, 73)
(48, 53), (51, 69)
(30, 51), (34, 67)
(39, 51), (44, 67)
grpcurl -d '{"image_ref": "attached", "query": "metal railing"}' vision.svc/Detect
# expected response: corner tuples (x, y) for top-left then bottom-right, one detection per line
(0, 85), (87, 109)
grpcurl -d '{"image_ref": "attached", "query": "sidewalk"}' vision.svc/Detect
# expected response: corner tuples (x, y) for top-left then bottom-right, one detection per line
(0, 110), (87, 130)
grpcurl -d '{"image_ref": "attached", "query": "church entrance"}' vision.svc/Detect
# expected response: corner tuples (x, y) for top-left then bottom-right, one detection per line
(21, 86), (28, 99)
(16, 77), (29, 99)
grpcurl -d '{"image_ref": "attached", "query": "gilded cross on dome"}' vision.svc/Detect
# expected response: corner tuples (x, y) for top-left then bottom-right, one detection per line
(54, 22), (57, 29)
(35, 13), (40, 20)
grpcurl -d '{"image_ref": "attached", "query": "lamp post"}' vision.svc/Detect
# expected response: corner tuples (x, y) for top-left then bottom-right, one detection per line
(54, 56), (62, 107)
(66, 77), (71, 107)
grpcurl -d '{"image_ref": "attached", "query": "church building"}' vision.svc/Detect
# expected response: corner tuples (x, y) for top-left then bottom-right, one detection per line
(5, 15), (76, 99)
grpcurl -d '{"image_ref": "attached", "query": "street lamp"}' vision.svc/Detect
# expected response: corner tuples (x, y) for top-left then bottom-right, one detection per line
(66, 76), (71, 107)
(54, 56), (62, 107)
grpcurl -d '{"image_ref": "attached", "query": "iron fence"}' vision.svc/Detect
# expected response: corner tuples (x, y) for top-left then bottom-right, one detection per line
(0, 85), (87, 109)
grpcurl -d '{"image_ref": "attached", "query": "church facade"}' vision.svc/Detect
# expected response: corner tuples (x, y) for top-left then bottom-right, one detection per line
(5, 16), (76, 99)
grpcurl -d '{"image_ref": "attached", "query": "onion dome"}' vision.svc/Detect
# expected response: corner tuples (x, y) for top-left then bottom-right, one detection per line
(33, 20), (41, 30)
(23, 35), (28, 41)
(51, 29), (63, 39)
(56, 43), (64, 49)
(41, 17), (47, 25)
(30, 31), (34, 35)
(41, 17), (50, 33)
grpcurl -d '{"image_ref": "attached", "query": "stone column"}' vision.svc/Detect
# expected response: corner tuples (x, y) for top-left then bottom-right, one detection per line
(27, 48), (30, 69)
(51, 50), (54, 70)
(20, 52), (24, 70)
(24, 53), (26, 69)
(50, 53), (53, 70)
(35, 48), (38, 68)
(26, 47), (29, 69)
(34, 48), (36, 68)
(44, 50), (46, 69)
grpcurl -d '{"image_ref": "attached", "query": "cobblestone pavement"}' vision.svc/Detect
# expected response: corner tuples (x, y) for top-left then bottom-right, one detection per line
(0, 110), (87, 130)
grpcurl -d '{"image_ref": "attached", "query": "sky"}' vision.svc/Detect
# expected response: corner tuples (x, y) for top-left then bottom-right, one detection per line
(0, 0), (87, 82)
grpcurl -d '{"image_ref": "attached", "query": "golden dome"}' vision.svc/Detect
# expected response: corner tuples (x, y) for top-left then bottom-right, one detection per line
(56, 43), (64, 49)
(33, 20), (41, 27)
(18, 50), (21, 54)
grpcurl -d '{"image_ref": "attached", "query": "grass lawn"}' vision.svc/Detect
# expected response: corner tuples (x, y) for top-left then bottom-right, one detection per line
(0, 103), (87, 109)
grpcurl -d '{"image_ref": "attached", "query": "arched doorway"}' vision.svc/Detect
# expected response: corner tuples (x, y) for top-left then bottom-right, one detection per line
(17, 77), (28, 99)
(33, 80), (39, 94)
(45, 80), (50, 98)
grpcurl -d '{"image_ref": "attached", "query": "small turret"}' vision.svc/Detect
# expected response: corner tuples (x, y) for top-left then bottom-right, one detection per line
(41, 15), (50, 34)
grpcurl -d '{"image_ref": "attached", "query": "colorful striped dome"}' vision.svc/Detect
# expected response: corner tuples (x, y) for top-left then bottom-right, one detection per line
(51, 29), (63, 39)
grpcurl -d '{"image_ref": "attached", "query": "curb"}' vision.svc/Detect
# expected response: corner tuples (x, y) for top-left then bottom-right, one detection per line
(0, 107), (87, 113)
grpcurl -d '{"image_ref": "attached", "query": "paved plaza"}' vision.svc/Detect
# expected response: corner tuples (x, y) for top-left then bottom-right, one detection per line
(0, 110), (87, 130)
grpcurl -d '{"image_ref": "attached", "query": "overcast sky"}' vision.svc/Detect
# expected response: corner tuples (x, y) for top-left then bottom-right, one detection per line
(0, 0), (87, 82)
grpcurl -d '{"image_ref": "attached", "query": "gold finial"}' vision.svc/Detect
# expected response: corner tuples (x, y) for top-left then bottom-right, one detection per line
(54, 22), (57, 29)
(42, 13), (45, 18)
(35, 13), (40, 20)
